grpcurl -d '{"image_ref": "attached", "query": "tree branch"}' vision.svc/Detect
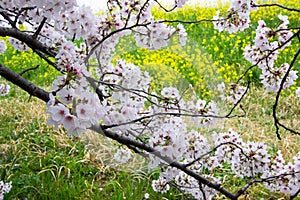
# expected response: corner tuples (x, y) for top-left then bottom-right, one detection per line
(33, 17), (47, 39)
(19, 65), (40, 76)
(273, 47), (300, 139)
(0, 26), (56, 57)
(254, 3), (300, 12)
(153, 0), (177, 12)
(0, 63), (50, 102)
(0, 10), (16, 28)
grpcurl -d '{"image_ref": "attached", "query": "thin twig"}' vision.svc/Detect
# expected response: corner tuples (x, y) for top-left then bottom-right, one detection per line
(153, 0), (177, 12)
(32, 49), (64, 73)
(273, 46), (300, 138)
(254, 3), (300, 12)
(225, 81), (250, 118)
(33, 17), (47, 39)
(19, 65), (40, 76)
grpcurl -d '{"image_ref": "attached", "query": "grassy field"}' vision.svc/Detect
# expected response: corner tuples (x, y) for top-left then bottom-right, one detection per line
(1, 0), (300, 199)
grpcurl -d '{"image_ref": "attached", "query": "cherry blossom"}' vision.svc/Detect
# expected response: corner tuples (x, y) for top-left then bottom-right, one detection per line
(244, 15), (296, 93)
(231, 141), (270, 177)
(296, 87), (300, 98)
(8, 38), (29, 51)
(277, 14), (293, 48)
(144, 193), (150, 199)
(152, 176), (170, 194)
(149, 117), (187, 162)
(0, 83), (10, 96)
(134, 22), (176, 50)
(213, 0), (251, 33)
(176, 0), (188, 8)
(0, 40), (6, 54)
(0, 180), (12, 200)
(56, 87), (75, 104)
(217, 83), (247, 104)
(243, 42), (278, 69)
(187, 99), (218, 127)
(177, 24), (187, 46)
(214, 129), (244, 164)
(174, 172), (219, 199)
(260, 63), (298, 92)
(262, 151), (300, 195)
(184, 130), (210, 162)
(161, 87), (180, 99)
(114, 148), (132, 163)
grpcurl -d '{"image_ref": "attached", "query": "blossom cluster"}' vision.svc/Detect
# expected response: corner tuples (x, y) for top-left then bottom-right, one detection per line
(213, 129), (270, 177)
(262, 151), (300, 194)
(243, 15), (297, 92)
(8, 38), (29, 52)
(0, 83), (10, 96)
(213, 0), (256, 33)
(260, 63), (298, 92)
(149, 127), (220, 198)
(46, 89), (104, 136)
(0, 41), (10, 97)
(188, 99), (218, 127)
(217, 82), (247, 104)
(114, 148), (132, 163)
(0, 181), (12, 200)
(135, 22), (176, 50)
(150, 128), (299, 198)
(0, 40), (6, 54)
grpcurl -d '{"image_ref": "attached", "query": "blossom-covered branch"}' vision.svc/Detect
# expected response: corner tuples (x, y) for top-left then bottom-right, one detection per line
(0, 0), (300, 199)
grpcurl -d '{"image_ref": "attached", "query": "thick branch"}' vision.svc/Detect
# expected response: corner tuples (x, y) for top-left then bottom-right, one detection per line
(0, 26), (56, 57)
(0, 63), (50, 102)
